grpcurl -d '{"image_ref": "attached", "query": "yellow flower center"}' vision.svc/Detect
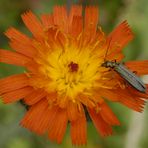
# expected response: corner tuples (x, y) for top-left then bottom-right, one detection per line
(35, 44), (103, 100)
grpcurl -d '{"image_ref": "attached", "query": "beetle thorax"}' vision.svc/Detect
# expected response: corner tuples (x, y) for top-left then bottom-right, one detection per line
(102, 61), (117, 68)
(107, 61), (117, 68)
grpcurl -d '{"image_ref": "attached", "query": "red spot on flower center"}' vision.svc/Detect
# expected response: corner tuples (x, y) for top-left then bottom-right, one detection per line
(68, 62), (79, 72)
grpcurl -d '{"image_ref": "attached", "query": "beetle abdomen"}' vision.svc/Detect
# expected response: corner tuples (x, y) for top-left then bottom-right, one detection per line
(102, 61), (146, 93)
(114, 63), (146, 93)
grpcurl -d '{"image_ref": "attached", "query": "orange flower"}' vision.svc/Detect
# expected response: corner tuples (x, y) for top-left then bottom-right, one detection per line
(0, 6), (148, 145)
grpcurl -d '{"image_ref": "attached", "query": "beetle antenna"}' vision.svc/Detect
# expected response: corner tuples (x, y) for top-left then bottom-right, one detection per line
(104, 37), (112, 62)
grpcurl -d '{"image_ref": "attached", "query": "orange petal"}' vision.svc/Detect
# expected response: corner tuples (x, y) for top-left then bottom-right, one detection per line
(67, 101), (80, 121)
(57, 95), (69, 108)
(21, 11), (44, 39)
(100, 102), (120, 125)
(41, 14), (54, 27)
(24, 89), (47, 105)
(21, 99), (50, 135)
(5, 27), (36, 57)
(119, 96), (145, 112)
(0, 74), (29, 94)
(69, 16), (83, 37)
(70, 110), (87, 145)
(97, 87), (146, 112)
(84, 6), (99, 37)
(1, 87), (33, 103)
(25, 60), (39, 73)
(53, 6), (68, 32)
(107, 88), (145, 112)
(43, 26), (66, 49)
(0, 49), (31, 66)
(69, 5), (82, 23)
(125, 60), (148, 75)
(48, 108), (68, 144)
(88, 108), (113, 136)
(78, 93), (96, 108)
(127, 85), (148, 99)
(94, 88), (119, 102)
(107, 20), (134, 60)
(46, 91), (57, 104)
(68, 5), (82, 35)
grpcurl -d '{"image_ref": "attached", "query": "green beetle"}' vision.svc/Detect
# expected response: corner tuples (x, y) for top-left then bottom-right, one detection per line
(101, 60), (146, 93)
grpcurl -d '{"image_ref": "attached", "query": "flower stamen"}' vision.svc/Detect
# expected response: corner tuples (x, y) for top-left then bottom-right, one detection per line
(68, 61), (79, 72)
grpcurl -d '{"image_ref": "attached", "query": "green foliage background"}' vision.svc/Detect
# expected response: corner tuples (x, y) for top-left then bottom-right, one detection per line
(0, 0), (148, 148)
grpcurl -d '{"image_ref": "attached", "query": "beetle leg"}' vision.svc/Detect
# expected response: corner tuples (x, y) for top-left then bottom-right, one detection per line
(133, 71), (137, 74)
(111, 59), (117, 63)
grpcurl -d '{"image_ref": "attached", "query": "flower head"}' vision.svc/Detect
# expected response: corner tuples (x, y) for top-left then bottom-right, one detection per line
(0, 5), (148, 145)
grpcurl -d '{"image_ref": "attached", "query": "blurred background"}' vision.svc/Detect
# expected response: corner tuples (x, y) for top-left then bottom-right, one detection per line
(0, 0), (148, 148)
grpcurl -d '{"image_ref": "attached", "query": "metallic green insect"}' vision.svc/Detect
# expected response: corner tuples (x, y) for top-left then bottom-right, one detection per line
(101, 38), (146, 93)
(101, 60), (146, 93)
